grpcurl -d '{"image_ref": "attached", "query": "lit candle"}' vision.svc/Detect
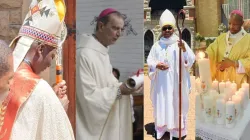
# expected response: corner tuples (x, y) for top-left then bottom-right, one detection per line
(224, 88), (232, 101)
(190, 76), (196, 93)
(241, 81), (249, 100)
(219, 93), (227, 101)
(236, 91), (244, 117)
(238, 89), (245, 109)
(226, 98), (235, 128)
(219, 80), (226, 93)
(195, 91), (202, 120)
(216, 98), (226, 125)
(231, 81), (237, 94)
(203, 95), (213, 123)
(195, 78), (201, 93)
(209, 90), (219, 116)
(212, 79), (219, 92)
(232, 93), (241, 120)
(197, 52), (212, 92)
(225, 79), (232, 88)
(241, 81), (249, 90)
(228, 87), (235, 98)
(239, 88), (248, 109)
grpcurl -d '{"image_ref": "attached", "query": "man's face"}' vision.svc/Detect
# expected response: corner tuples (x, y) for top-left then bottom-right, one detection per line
(101, 14), (124, 46)
(229, 16), (243, 34)
(33, 43), (57, 74)
(162, 25), (174, 38)
(0, 55), (14, 94)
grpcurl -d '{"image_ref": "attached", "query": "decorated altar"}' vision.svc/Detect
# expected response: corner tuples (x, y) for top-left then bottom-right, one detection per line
(194, 52), (250, 140)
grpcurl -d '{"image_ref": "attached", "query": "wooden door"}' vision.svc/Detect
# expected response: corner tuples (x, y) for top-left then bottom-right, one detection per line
(63, 0), (76, 136)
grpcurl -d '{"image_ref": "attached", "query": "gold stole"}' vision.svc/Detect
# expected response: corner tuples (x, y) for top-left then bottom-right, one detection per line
(0, 63), (40, 140)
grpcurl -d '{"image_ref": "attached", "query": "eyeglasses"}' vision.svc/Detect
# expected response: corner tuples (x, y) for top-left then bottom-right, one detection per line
(162, 26), (173, 31)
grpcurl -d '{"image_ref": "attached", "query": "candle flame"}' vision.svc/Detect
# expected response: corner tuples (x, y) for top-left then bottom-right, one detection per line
(198, 51), (205, 59)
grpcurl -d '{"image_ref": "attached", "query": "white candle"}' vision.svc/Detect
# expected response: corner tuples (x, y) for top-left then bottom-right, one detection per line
(195, 91), (202, 120)
(241, 81), (249, 90)
(195, 78), (201, 93)
(238, 89), (245, 108)
(231, 81), (237, 94)
(226, 79), (232, 88)
(239, 88), (248, 109)
(232, 93), (241, 119)
(197, 52), (212, 92)
(216, 98), (226, 125)
(219, 93), (227, 101)
(210, 90), (220, 100)
(219, 80), (226, 93)
(224, 88), (232, 101)
(203, 95), (213, 123)
(241, 81), (249, 100)
(237, 91), (244, 116)
(226, 87), (235, 99)
(212, 79), (219, 92)
(226, 98), (236, 128)
(190, 76), (196, 93)
(209, 90), (219, 116)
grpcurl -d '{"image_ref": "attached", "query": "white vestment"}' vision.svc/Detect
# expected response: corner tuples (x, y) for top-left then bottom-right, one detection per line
(10, 79), (75, 140)
(147, 35), (195, 139)
(76, 34), (132, 140)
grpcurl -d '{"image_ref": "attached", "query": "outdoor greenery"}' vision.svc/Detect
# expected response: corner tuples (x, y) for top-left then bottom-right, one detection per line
(195, 33), (205, 42)
(218, 23), (227, 34)
(206, 38), (216, 47)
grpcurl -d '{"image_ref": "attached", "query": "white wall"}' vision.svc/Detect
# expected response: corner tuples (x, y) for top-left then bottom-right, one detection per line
(76, 0), (144, 81)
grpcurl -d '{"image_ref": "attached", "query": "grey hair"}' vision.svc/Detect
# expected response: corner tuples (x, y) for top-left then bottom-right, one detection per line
(95, 11), (124, 32)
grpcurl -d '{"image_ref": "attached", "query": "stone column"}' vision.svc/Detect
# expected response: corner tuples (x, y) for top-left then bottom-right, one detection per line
(195, 0), (222, 37)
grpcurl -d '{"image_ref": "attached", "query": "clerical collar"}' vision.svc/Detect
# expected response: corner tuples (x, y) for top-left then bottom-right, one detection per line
(92, 34), (109, 48)
(89, 34), (109, 54)
(229, 28), (244, 38)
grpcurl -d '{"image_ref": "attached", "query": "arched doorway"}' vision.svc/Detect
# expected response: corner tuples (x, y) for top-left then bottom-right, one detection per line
(182, 28), (191, 47)
(144, 30), (154, 63)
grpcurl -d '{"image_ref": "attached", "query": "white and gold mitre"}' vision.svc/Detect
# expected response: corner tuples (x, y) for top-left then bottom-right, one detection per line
(159, 9), (176, 28)
(9, 0), (67, 72)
